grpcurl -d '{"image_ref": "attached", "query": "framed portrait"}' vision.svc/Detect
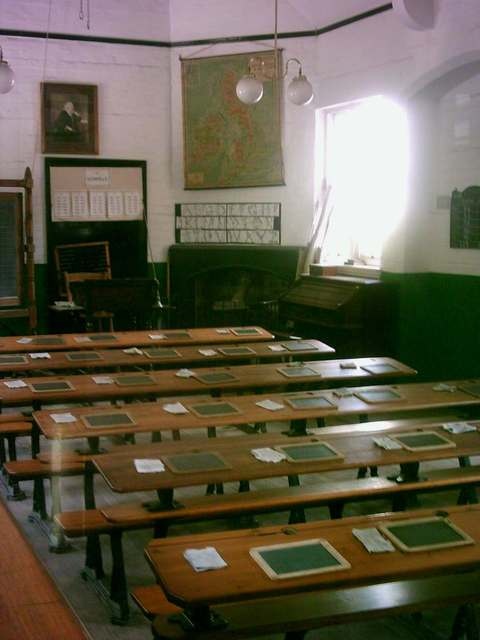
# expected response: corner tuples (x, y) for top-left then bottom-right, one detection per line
(42, 83), (98, 155)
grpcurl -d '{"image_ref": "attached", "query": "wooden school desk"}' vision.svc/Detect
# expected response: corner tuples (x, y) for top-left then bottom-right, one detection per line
(0, 326), (274, 354)
(33, 379), (480, 455)
(0, 356), (416, 411)
(145, 504), (480, 626)
(91, 421), (480, 505)
(0, 338), (335, 376)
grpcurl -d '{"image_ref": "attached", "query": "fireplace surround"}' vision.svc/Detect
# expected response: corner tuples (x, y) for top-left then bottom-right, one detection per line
(168, 244), (302, 327)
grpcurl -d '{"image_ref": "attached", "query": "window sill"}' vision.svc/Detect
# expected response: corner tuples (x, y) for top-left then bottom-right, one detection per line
(310, 264), (381, 280)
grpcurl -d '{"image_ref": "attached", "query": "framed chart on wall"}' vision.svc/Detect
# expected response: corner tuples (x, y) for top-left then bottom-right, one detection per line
(45, 157), (148, 301)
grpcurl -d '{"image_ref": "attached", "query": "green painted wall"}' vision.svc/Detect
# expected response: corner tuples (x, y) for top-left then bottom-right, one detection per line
(382, 272), (480, 381)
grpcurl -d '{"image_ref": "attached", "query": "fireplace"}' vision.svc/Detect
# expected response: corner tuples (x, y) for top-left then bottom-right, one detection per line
(168, 245), (302, 327)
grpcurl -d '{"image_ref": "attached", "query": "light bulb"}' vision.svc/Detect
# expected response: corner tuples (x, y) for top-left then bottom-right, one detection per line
(0, 59), (14, 94)
(287, 74), (313, 106)
(236, 75), (263, 105)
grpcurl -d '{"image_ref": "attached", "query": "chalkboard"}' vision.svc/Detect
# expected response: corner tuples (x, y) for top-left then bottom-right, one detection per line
(189, 400), (241, 417)
(379, 517), (474, 552)
(282, 341), (318, 352)
(392, 430), (455, 451)
(0, 354), (28, 365)
(194, 371), (238, 384)
(250, 538), (350, 580)
(115, 374), (156, 386)
(81, 412), (135, 428)
(275, 441), (343, 462)
(143, 348), (181, 359)
(459, 383), (480, 398)
(218, 346), (256, 356)
(28, 380), (74, 392)
(277, 366), (318, 378)
(231, 327), (262, 336)
(360, 363), (399, 375)
(450, 186), (480, 249)
(285, 395), (337, 410)
(162, 331), (191, 339)
(163, 451), (231, 474)
(65, 351), (103, 362)
(0, 193), (23, 305)
(31, 336), (65, 345)
(355, 388), (404, 403)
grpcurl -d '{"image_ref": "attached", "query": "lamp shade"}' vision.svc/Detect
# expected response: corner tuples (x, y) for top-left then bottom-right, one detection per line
(236, 75), (263, 104)
(287, 74), (313, 106)
(0, 59), (14, 94)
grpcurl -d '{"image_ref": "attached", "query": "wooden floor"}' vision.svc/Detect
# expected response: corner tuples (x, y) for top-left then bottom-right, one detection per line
(3, 410), (480, 640)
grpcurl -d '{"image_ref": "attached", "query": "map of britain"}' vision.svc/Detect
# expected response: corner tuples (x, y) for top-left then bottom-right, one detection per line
(181, 51), (284, 189)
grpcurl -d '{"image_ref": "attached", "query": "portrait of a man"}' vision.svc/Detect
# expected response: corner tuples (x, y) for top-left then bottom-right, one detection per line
(42, 83), (98, 154)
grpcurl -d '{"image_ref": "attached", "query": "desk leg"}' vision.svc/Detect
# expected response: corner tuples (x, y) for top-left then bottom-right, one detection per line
(170, 605), (228, 632)
(451, 603), (480, 640)
(458, 456), (478, 505)
(82, 460), (105, 580)
(357, 414), (377, 479)
(109, 531), (130, 625)
(288, 475), (305, 524)
(206, 427), (223, 496)
(284, 419), (308, 437)
(5, 434), (26, 500)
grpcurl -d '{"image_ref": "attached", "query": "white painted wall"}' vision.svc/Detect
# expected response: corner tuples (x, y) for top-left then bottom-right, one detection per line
(0, 0), (171, 264)
(1, 0), (480, 275)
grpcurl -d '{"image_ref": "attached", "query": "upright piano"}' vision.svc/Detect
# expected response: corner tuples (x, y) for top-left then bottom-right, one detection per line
(277, 274), (394, 356)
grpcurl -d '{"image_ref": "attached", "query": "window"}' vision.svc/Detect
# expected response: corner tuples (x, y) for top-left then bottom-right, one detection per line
(315, 96), (408, 267)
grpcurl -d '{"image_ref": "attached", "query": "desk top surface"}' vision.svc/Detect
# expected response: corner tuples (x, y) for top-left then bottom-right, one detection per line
(145, 504), (480, 608)
(0, 339), (334, 374)
(0, 326), (273, 353)
(91, 421), (480, 494)
(1, 356), (415, 408)
(33, 378), (480, 441)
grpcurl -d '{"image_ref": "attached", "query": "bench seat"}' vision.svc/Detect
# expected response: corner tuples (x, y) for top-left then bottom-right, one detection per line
(136, 573), (480, 639)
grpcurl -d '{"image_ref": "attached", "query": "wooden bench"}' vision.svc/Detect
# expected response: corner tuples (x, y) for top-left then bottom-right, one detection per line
(131, 574), (480, 640)
(0, 415), (33, 499)
(3, 457), (86, 550)
(54, 465), (480, 624)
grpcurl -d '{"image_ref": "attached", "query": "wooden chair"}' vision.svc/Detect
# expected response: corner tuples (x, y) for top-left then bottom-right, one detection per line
(65, 272), (114, 331)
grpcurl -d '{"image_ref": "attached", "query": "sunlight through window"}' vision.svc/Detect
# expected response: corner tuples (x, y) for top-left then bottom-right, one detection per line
(317, 96), (408, 266)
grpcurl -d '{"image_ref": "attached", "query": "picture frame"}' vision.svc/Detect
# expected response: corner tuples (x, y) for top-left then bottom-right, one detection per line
(42, 82), (98, 155)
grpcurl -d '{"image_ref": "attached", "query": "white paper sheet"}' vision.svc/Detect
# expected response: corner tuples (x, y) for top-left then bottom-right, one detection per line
(50, 412), (77, 424)
(183, 547), (227, 572)
(29, 352), (51, 359)
(163, 402), (189, 414)
(3, 379), (27, 389)
(255, 399), (285, 411)
(352, 527), (395, 553)
(251, 447), (287, 463)
(134, 458), (165, 473)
